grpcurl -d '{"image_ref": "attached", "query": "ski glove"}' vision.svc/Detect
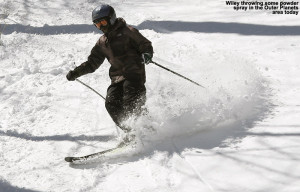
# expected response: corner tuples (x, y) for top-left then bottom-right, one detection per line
(66, 70), (79, 81)
(141, 53), (153, 65)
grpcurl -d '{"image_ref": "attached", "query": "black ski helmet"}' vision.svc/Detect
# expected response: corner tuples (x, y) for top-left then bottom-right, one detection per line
(92, 4), (116, 25)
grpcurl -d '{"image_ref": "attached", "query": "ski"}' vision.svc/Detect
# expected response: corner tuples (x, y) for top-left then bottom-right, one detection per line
(65, 140), (132, 164)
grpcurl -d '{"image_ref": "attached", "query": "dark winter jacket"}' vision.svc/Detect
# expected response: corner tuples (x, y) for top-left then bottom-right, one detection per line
(73, 18), (153, 84)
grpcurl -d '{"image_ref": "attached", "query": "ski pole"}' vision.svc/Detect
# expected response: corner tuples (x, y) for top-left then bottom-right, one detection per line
(75, 78), (106, 100)
(73, 62), (106, 100)
(150, 60), (205, 88)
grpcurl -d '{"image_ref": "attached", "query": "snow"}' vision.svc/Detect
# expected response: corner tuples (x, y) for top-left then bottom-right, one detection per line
(1, 0), (300, 191)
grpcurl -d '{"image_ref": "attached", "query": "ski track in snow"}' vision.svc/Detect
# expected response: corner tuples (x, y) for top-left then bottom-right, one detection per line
(1, 0), (300, 191)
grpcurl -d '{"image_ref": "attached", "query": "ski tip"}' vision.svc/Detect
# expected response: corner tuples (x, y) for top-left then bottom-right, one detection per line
(65, 157), (73, 162)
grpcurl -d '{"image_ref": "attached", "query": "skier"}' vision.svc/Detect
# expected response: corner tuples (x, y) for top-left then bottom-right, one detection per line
(66, 4), (153, 133)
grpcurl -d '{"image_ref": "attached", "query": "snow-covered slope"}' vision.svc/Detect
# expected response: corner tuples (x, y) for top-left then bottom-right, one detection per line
(1, 0), (299, 191)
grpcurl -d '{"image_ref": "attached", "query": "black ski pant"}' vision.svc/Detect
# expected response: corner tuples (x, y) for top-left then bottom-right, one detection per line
(105, 80), (146, 132)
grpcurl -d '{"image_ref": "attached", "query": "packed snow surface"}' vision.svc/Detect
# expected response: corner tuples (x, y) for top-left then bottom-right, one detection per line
(1, 0), (299, 191)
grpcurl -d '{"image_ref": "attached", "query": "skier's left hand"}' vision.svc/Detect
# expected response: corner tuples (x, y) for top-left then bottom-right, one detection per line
(141, 53), (153, 65)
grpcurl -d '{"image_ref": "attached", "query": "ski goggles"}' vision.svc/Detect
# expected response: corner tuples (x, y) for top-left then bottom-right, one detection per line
(94, 19), (108, 28)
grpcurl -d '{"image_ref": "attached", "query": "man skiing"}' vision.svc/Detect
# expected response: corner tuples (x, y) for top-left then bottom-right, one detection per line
(66, 4), (153, 132)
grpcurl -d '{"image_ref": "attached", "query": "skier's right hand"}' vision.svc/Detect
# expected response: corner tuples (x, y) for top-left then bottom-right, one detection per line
(66, 70), (79, 81)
